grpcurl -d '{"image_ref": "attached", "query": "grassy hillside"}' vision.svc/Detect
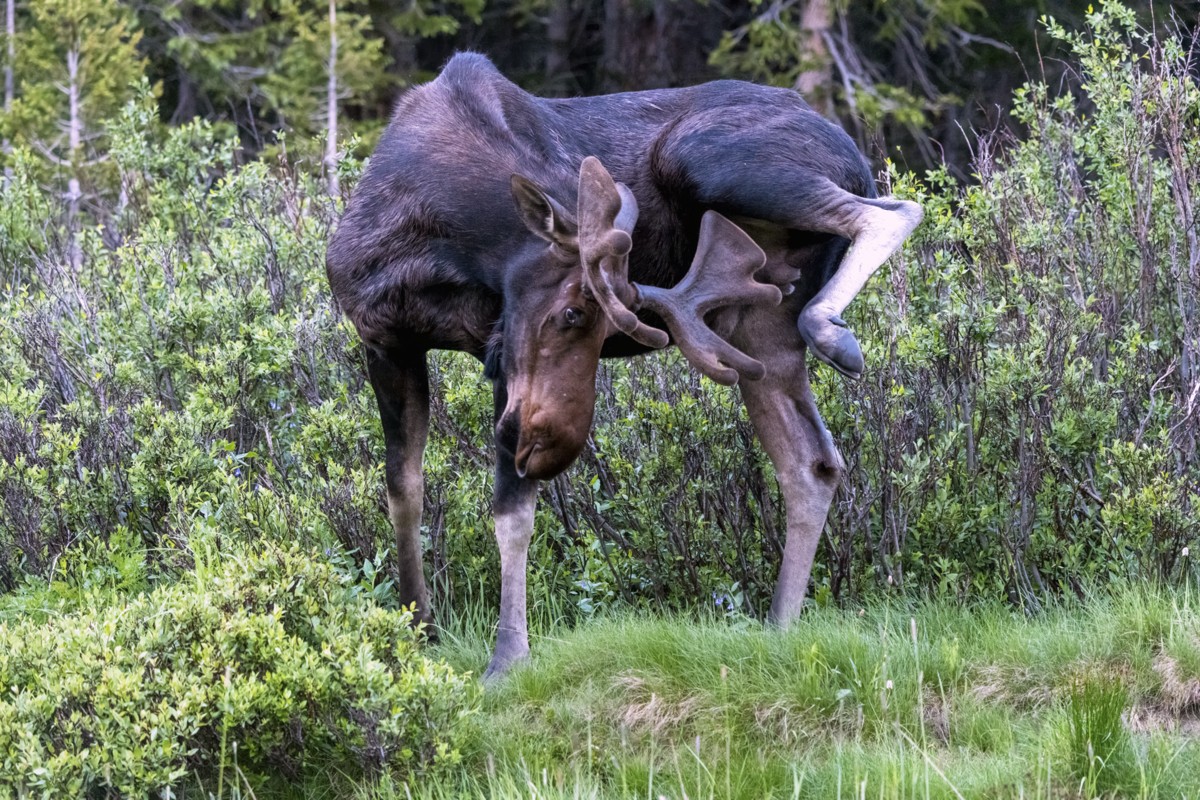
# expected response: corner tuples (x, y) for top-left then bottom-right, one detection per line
(400, 586), (1200, 799)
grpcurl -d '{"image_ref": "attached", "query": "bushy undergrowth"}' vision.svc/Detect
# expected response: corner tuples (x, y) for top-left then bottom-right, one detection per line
(0, 544), (476, 798)
(0, 3), (1197, 624)
(817, 3), (1200, 607)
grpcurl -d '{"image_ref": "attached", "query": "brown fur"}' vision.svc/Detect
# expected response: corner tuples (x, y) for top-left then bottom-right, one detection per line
(326, 53), (923, 678)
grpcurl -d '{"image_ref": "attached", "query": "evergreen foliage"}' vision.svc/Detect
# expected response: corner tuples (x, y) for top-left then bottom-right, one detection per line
(1, 0), (144, 152)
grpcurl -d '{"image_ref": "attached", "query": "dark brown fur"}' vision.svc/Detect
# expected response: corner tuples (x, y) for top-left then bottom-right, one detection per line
(326, 53), (922, 678)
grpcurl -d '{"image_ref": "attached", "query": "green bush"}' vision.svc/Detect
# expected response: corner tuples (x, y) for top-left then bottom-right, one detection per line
(0, 2), (1197, 627)
(815, 1), (1200, 605)
(0, 544), (476, 797)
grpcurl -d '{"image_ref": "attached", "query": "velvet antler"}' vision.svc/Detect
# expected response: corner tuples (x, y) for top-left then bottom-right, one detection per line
(634, 211), (782, 385)
(576, 156), (783, 385)
(576, 156), (670, 349)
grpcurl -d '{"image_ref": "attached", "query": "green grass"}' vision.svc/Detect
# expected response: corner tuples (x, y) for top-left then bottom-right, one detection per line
(18, 581), (1195, 799)
(357, 586), (1200, 799)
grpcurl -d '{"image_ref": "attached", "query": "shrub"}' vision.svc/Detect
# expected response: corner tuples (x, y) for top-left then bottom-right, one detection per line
(816, 1), (1200, 605)
(0, 544), (476, 798)
(1, 3), (1197, 626)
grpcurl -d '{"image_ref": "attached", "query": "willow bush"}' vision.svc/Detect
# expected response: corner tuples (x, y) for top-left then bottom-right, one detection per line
(819, 2), (1200, 607)
(0, 3), (1196, 627)
(0, 545), (475, 797)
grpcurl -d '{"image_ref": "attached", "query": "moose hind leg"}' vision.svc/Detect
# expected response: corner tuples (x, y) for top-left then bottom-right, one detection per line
(367, 348), (434, 630)
(734, 315), (842, 624)
(795, 192), (922, 378)
(678, 141), (923, 378)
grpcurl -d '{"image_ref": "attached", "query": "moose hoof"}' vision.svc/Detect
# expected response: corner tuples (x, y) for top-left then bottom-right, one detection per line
(482, 643), (530, 684)
(798, 309), (864, 379)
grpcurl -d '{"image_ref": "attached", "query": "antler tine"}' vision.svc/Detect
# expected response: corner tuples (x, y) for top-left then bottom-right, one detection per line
(577, 157), (670, 349)
(634, 211), (782, 385)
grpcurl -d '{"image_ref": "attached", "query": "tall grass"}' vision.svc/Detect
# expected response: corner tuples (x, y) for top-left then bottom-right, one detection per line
(1068, 674), (1134, 797)
(369, 584), (1200, 799)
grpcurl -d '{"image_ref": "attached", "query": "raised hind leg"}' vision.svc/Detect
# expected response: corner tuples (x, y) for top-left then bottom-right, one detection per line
(366, 347), (434, 629)
(723, 180), (920, 378)
(666, 122), (923, 378)
(731, 300), (843, 623)
(792, 190), (922, 379)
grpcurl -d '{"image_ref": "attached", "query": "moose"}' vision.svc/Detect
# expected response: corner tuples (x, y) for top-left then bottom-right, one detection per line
(326, 53), (922, 678)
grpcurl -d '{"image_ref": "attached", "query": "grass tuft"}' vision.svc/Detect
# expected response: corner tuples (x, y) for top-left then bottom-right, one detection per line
(1067, 673), (1134, 797)
(408, 584), (1200, 799)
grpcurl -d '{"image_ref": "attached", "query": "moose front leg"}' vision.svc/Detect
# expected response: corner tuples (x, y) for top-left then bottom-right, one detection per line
(486, 378), (538, 680)
(366, 348), (434, 629)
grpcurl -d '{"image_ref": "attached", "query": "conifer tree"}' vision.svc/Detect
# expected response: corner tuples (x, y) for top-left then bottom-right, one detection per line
(264, 0), (385, 158)
(3, 0), (144, 265)
(140, 0), (391, 150)
(325, 0), (338, 196)
(2, 0), (14, 180)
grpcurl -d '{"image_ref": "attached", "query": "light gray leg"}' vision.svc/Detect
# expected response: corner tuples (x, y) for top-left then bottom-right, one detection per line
(797, 194), (923, 378)
(484, 378), (539, 681)
(733, 306), (843, 624)
(675, 147), (922, 379)
(485, 477), (537, 680)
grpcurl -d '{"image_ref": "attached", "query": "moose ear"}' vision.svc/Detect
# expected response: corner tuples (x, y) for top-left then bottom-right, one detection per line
(511, 174), (578, 250)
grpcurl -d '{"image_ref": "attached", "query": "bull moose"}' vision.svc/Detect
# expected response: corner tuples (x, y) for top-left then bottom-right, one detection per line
(326, 53), (923, 678)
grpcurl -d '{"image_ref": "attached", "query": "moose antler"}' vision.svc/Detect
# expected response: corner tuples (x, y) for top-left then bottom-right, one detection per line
(634, 212), (783, 385)
(577, 157), (669, 350)
(576, 156), (783, 386)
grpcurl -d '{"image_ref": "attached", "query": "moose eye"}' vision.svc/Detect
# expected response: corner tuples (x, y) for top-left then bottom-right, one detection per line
(562, 306), (585, 327)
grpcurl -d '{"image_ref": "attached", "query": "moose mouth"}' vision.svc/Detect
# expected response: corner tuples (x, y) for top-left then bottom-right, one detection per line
(513, 439), (542, 479)
(514, 435), (582, 481)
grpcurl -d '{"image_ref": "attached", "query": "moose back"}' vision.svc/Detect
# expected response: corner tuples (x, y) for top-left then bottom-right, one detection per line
(326, 53), (922, 678)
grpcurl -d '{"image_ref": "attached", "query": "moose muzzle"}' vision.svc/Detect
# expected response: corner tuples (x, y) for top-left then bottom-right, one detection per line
(498, 383), (596, 481)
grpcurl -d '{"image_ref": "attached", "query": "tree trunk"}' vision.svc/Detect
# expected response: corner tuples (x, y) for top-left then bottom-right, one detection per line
(3, 0), (13, 183)
(2, 0), (10, 107)
(795, 0), (833, 114)
(544, 0), (573, 95)
(368, 0), (416, 81)
(599, 0), (627, 91)
(600, 0), (724, 92)
(66, 45), (82, 273)
(325, 0), (339, 198)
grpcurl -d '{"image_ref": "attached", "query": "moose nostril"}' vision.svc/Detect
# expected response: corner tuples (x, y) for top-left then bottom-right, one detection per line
(495, 414), (520, 455)
(513, 440), (542, 480)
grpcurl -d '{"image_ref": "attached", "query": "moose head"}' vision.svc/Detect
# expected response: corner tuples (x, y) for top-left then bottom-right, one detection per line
(494, 156), (785, 480)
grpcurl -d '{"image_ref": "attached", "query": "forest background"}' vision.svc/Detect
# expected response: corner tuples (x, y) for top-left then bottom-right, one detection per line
(2, 0), (1200, 796)
(7, 0), (1182, 182)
